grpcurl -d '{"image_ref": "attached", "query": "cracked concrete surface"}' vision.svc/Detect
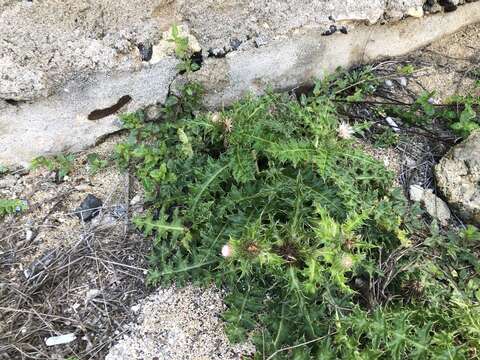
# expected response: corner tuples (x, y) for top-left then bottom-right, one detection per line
(1, 0), (480, 166)
(0, 57), (178, 167)
(185, 2), (480, 108)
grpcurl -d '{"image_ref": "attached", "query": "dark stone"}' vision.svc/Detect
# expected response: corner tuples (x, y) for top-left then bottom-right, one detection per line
(190, 51), (203, 70)
(229, 38), (242, 51)
(75, 194), (103, 221)
(24, 249), (57, 280)
(137, 43), (153, 62)
(112, 204), (127, 219)
(208, 47), (226, 58)
(438, 0), (458, 12)
(322, 25), (337, 36)
(339, 26), (348, 34)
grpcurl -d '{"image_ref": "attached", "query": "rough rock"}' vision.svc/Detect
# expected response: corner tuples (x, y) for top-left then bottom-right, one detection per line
(435, 130), (480, 226)
(0, 57), (178, 167)
(409, 185), (452, 225)
(2, 0), (461, 103)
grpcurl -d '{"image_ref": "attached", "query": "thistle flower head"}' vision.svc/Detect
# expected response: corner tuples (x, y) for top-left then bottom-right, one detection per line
(337, 121), (354, 140)
(221, 244), (233, 258)
(223, 117), (233, 133)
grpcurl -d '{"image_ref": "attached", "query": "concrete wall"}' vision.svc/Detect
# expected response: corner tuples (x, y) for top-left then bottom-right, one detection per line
(0, 0), (479, 166)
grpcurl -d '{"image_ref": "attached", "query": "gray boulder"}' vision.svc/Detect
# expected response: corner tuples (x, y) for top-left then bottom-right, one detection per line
(435, 130), (480, 226)
(409, 185), (452, 225)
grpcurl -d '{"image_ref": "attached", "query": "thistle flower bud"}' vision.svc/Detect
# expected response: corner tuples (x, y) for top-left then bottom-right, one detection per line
(340, 254), (354, 270)
(211, 112), (221, 123)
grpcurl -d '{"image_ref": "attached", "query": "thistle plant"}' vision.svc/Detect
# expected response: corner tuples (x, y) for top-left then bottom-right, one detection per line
(117, 76), (480, 358)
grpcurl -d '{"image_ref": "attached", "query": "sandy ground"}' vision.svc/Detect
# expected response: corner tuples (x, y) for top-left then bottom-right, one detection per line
(106, 286), (255, 360)
(0, 22), (479, 360)
(0, 134), (255, 359)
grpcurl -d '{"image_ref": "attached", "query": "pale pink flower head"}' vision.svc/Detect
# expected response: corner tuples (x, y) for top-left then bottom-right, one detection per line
(337, 121), (354, 140)
(221, 244), (233, 258)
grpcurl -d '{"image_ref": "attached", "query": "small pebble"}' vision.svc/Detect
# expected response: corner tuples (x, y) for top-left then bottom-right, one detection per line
(398, 77), (408, 87)
(254, 35), (269, 47)
(75, 184), (90, 192)
(130, 195), (142, 206)
(75, 194), (103, 221)
(229, 38), (242, 51)
(144, 105), (162, 121)
(322, 25), (337, 36)
(138, 43), (153, 62)
(384, 79), (394, 88)
(112, 204), (127, 219)
(25, 229), (33, 242)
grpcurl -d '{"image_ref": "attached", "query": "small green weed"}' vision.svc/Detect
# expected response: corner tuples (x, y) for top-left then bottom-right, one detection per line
(385, 91), (479, 137)
(31, 154), (75, 181)
(86, 153), (109, 174)
(168, 24), (200, 73)
(397, 64), (415, 76)
(325, 66), (479, 138)
(0, 198), (27, 217)
(314, 65), (379, 103)
(373, 128), (399, 148)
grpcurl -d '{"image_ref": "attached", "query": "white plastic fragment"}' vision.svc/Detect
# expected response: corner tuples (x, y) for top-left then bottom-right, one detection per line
(130, 194), (142, 206)
(25, 229), (33, 242)
(85, 289), (101, 303)
(45, 333), (76, 346)
(385, 117), (400, 132)
(131, 304), (141, 313)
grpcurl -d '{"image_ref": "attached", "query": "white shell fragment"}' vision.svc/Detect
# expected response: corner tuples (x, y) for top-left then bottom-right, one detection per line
(45, 333), (76, 346)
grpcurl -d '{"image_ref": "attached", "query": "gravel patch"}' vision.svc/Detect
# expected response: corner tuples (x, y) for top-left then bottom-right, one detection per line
(106, 285), (255, 360)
